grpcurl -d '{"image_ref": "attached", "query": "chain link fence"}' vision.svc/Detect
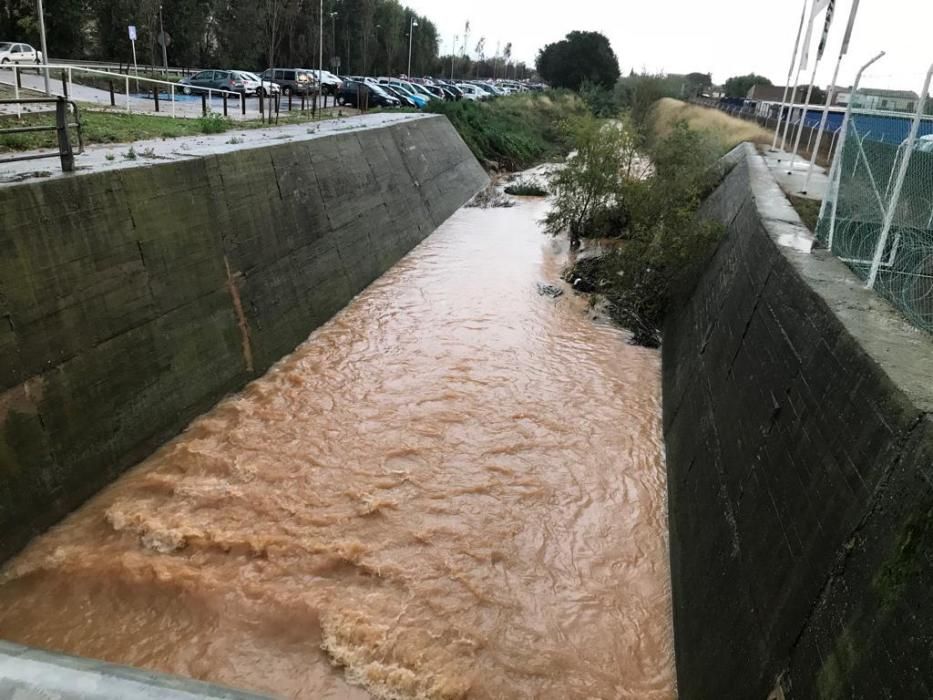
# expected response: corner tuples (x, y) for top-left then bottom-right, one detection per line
(817, 76), (933, 335)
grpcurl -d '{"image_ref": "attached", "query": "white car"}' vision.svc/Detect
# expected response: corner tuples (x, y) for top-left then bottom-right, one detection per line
(0, 42), (42, 65)
(234, 71), (281, 97)
(456, 84), (485, 101)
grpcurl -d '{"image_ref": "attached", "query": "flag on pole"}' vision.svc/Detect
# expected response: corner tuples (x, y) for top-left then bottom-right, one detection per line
(840, 0), (861, 55)
(800, 0), (832, 70)
(816, 0), (836, 61)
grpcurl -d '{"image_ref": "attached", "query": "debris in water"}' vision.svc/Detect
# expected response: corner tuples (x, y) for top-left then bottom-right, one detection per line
(536, 283), (564, 298)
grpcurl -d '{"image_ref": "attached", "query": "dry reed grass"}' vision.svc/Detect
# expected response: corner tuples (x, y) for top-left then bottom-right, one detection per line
(649, 97), (772, 153)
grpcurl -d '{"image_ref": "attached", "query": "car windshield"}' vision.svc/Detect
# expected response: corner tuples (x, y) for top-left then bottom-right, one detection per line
(369, 84), (390, 97)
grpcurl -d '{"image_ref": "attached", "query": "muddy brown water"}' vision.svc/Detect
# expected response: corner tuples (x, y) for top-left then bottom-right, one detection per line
(0, 197), (675, 699)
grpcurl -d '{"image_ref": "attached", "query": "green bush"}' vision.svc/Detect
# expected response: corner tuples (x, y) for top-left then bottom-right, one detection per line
(427, 91), (584, 170)
(543, 114), (647, 245)
(197, 113), (230, 134)
(559, 118), (727, 346)
(504, 180), (548, 196)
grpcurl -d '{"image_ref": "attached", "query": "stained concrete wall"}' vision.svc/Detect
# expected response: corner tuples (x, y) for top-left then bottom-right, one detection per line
(0, 115), (487, 562)
(664, 143), (933, 699)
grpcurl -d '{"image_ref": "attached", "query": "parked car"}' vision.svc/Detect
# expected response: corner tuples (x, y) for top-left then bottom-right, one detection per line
(233, 70), (281, 97)
(0, 42), (42, 64)
(337, 80), (400, 108)
(314, 69), (343, 95)
(259, 68), (318, 96)
(381, 84), (420, 108)
(377, 79), (428, 108)
(456, 83), (486, 101)
(179, 70), (247, 95)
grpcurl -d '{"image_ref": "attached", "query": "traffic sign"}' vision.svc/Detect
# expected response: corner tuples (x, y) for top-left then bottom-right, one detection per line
(128, 25), (137, 41)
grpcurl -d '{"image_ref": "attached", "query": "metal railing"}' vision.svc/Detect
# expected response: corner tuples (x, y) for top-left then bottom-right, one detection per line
(0, 63), (245, 118)
(0, 97), (83, 172)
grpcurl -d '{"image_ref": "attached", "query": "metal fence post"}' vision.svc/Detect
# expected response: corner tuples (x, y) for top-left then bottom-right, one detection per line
(201, 92), (208, 116)
(867, 62), (933, 289)
(55, 97), (74, 172)
(60, 70), (68, 99)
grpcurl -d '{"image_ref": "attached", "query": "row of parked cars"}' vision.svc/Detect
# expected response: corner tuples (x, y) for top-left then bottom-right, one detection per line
(178, 68), (344, 97)
(334, 77), (541, 109)
(177, 68), (541, 109)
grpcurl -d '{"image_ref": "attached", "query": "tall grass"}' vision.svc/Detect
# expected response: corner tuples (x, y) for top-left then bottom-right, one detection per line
(649, 97), (771, 155)
(427, 91), (585, 170)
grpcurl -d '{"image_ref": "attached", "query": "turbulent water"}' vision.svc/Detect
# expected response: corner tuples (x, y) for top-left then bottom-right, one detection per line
(0, 193), (675, 699)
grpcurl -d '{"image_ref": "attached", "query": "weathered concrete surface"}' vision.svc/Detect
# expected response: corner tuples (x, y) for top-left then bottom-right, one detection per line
(0, 112), (424, 185)
(663, 143), (933, 698)
(0, 114), (488, 563)
(0, 640), (271, 699)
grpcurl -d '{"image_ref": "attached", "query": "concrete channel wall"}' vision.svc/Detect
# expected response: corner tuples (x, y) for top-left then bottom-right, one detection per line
(0, 115), (488, 563)
(663, 143), (933, 698)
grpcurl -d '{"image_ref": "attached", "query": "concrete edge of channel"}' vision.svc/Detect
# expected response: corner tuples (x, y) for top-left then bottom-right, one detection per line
(743, 142), (933, 413)
(0, 639), (273, 699)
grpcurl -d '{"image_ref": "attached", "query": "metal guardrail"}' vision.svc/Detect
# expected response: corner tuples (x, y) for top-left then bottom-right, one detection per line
(0, 97), (83, 172)
(49, 58), (198, 77)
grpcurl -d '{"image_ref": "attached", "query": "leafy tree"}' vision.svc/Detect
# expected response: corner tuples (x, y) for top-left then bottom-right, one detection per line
(544, 115), (647, 248)
(536, 30), (619, 91)
(684, 72), (712, 97)
(723, 73), (772, 98)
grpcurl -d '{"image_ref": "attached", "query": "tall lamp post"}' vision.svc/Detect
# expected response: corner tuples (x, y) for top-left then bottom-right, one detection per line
(159, 3), (168, 71)
(330, 11), (337, 70)
(318, 0), (323, 97)
(407, 17), (418, 77)
(35, 0), (50, 94)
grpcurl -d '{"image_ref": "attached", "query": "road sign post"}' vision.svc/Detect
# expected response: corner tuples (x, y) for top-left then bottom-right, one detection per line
(128, 25), (139, 93)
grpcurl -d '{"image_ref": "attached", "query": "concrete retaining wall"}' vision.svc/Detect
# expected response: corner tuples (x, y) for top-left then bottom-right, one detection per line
(0, 115), (487, 562)
(663, 143), (933, 698)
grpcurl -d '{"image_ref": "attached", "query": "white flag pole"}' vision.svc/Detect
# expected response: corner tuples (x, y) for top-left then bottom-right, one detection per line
(802, 0), (861, 192)
(773, 0), (810, 150)
(782, 0), (824, 151)
(788, 0), (835, 173)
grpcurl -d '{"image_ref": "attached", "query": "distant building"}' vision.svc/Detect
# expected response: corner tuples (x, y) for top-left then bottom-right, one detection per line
(834, 87), (920, 113)
(746, 84), (825, 104)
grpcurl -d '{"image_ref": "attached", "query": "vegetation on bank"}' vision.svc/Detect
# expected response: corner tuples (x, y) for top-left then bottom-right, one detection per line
(650, 98), (771, 153)
(427, 92), (585, 170)
(545, 95), (767, 346)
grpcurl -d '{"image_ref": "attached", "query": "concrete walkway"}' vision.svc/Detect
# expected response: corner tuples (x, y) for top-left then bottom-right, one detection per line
(0, 111), (429, 185)
(759, 147), (830, 201)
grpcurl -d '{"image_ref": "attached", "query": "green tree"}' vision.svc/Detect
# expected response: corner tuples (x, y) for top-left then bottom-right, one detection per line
(684, 72), (712, 97)
(535, 30), (619, 91)
(723, 73), (772, 98)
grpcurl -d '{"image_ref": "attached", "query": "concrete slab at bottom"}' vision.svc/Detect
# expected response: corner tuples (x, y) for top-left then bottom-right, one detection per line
(0, 640), (271, 700)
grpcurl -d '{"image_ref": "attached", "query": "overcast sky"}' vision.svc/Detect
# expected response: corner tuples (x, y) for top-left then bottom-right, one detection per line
(409, 0), (933, 92)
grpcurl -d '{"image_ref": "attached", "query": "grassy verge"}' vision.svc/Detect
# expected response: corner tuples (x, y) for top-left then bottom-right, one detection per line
(649, 97), (771, 154)
(788, 195), (821, 231)
(427, 91), (585, 170)
(0, 107), (357, 153)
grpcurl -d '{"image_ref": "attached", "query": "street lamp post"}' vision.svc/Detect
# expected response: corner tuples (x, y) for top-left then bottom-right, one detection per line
(35, 0), (50, 94)
(407, 17), (418, 77)
(318, 0), (323, 100)
(159, 3), (168, 72)
(330, 12), (337, 70)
